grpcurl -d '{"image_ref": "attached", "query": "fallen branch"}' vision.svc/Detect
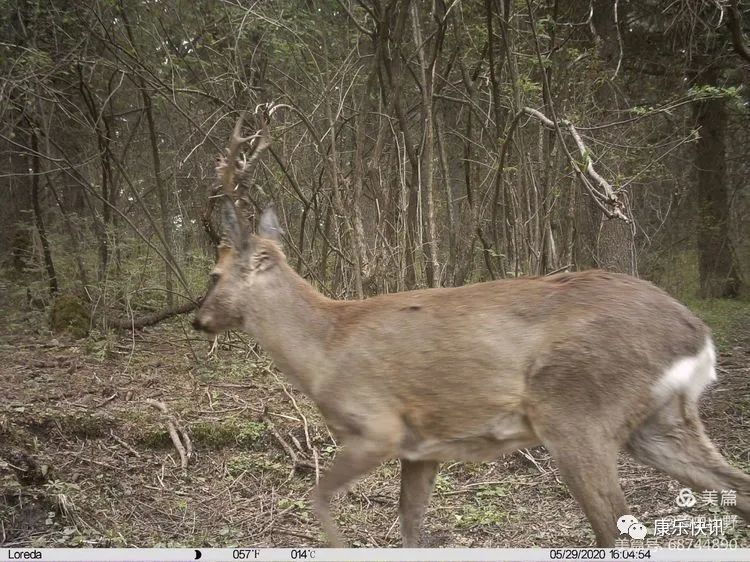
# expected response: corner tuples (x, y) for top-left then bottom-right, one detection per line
(518, 447), (547, 474)
(256, 502), (298, 538)
(264, 365), (314, 453)
(107, 300), (200, 331)
(262, 366), (322, 478)
(271, 527), (319, 542)
(262, 409), (315, 472)
(110, 430), (141, 458)
(94, 392), (118, 409)
(145, 399), (191, 469)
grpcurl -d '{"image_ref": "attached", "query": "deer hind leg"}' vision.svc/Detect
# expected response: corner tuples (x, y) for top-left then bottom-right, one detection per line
(312, 428), (399, 547)
(527, 372), (629, 546)
(399, 459), (439, 547)
(628, 395), (750, 523)
(541, 438), (627, 547)
(529, 419), (626, 545)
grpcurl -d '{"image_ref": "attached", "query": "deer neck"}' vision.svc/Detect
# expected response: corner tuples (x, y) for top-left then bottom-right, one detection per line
(244, 263), (334, 397)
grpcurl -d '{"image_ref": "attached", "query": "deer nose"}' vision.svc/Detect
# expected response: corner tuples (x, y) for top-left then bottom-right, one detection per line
(192, 317), (204, 331)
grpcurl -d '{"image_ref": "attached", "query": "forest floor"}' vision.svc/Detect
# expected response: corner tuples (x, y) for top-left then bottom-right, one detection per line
(1, 292), (749, 549)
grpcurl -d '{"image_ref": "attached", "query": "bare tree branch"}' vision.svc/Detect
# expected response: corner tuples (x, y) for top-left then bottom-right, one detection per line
(726, 0), (750, 64)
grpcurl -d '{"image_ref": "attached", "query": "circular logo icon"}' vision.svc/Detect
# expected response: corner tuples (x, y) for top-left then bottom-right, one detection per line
(628, 522), (648, 540)
(675, 488), (697, 508)
(617, 515), (639, 535)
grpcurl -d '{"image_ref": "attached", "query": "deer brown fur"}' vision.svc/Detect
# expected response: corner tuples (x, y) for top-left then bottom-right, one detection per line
(193, 116), (750, 548)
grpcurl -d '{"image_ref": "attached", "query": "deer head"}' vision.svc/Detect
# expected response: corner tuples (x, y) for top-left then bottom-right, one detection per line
(192, 113), (281, 335)
(192, 202), (285, 334)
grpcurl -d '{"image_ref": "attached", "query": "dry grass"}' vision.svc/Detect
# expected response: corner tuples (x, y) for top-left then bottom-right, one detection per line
(1, 301), (748, 548)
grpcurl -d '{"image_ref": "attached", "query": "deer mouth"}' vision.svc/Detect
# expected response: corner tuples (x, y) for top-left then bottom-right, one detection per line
(192, 316), (217, 334)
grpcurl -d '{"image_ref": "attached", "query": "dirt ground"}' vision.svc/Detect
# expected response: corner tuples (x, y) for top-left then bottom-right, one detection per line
(1, 296), (749, 549)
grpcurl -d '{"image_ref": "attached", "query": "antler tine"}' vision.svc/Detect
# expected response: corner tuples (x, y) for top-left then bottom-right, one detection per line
(237, 109), (271, 176)
(221, 112), (267, 197)
(231, 113), (258, 146)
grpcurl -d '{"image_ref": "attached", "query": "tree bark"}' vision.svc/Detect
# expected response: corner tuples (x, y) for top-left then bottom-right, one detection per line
(436, 112), (456, 286)
(48, 179), (89, 290)
(694, 67), (742, 298)
(77, 66), (115, 279)
(578, 0), (635, 275)
(411, 2), (440, 288)
(374, 0), (421, 289)
(30, 130), (58, 297)
(119, 4), (175, 307)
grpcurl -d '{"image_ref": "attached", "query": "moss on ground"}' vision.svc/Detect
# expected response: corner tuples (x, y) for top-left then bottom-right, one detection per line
(226, 451), (287, 478)
(14, 411), (115, 440)
(49, 294), (90, 339)
(191, 419), (268, 449)
(137, 418), (268, 450)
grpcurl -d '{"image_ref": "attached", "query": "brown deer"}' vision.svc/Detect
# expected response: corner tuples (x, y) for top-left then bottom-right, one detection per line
(193, 112), (750, 548)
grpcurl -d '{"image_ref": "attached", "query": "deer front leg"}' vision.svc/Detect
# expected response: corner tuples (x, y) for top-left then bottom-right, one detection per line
(399, 459), (439, 547)
(312, 437), (396, 547)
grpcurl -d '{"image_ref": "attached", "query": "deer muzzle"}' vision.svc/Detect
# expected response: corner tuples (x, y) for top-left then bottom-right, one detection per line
(191, 314), (216, 333)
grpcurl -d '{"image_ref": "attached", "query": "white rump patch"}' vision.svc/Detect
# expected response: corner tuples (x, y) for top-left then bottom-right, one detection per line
(652, 337), (717, 404)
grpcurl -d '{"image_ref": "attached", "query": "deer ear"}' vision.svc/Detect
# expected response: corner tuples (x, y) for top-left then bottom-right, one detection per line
(221, 196), (241, 247)
(258, 207), (283, 242)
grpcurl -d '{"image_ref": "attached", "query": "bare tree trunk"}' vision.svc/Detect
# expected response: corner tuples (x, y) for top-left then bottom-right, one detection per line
(29, 130), (58, 297)
(411, 2), (440, 288)
(537, 0), (558, 275)
(499, 0), (521, 276)
(319, 202), (333, 289)
(142, 90), (174, 308)
(458, 56), (496, 281)
(694, 66), (742, 298)
(436, 112), (456, 286)
(351, 86), (373, 298)
(48, 179), (89, 290)
(324, 94), (354, 297)
(486, 1), (502, 270)
(374, 0), (421, 289)
(120, 5), (174, 307)
(578, 0), (635, 275)
(77, 66), (113, 279)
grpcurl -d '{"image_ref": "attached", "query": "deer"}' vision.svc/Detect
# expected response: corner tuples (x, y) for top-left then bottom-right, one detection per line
(192, 110), (750, 548)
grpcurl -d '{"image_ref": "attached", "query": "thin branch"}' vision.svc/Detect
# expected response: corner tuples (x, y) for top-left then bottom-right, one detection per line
(499, 107), (630, 222)
(726, 0), (750, 64)
(145, 399), (190, 470)
(336, 0), (375, 36)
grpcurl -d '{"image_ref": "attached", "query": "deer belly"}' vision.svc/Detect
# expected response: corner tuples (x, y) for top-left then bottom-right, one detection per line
(398, 414), (539, 462)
